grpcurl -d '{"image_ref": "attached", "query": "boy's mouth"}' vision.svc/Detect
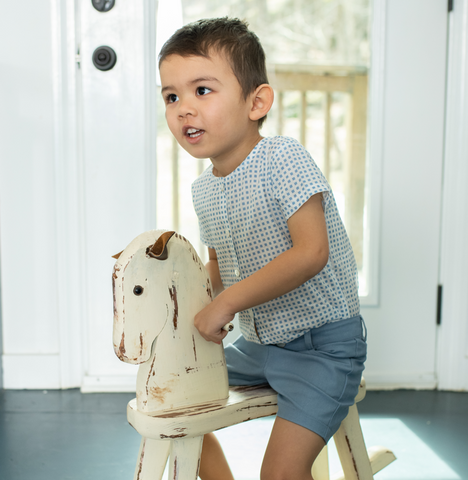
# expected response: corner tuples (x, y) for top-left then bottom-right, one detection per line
(185, 128), (205, 138)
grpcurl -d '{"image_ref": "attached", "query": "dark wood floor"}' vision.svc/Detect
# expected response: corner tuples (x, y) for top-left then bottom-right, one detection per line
(0, 389), (467, 480)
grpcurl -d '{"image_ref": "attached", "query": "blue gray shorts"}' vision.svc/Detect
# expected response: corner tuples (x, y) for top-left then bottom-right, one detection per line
(224, 315), (367, 443)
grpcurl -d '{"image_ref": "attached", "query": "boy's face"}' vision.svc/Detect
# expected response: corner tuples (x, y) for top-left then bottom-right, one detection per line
(160, 52), (261, 171)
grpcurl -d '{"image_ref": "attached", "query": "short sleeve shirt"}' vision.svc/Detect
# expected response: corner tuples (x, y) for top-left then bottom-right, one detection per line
(192, 136), (360, 344)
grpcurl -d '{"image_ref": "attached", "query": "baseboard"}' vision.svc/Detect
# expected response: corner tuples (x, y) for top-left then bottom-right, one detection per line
(364, 372), (437, 390)
(2, 354), (61, 389)
(1, 359), (437, 392)
(81, 373), (137, 393)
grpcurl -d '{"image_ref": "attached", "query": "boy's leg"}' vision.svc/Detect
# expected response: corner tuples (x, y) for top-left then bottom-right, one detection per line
(261, 417), (325, 480)
(199, 432), (235, 480)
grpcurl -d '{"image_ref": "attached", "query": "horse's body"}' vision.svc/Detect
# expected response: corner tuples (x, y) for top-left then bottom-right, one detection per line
(113, 230), (229, 414)
(112, 231), (396, 480)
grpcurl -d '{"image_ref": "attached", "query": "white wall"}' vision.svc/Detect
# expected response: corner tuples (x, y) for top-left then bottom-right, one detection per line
(0, 0), (61, 388)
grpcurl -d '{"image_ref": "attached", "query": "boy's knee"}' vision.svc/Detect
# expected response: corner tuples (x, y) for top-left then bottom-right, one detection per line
(260, 463), (313, 480)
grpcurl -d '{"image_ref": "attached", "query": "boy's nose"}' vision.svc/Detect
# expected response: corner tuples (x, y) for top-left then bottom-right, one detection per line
(178, 99), (197, 118)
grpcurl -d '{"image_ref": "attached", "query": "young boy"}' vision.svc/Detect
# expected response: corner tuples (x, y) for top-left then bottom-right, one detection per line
(159, 17), (366, 480)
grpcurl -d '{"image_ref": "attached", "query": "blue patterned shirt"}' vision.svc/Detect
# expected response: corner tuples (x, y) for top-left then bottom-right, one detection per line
(192, 136), (360, 344)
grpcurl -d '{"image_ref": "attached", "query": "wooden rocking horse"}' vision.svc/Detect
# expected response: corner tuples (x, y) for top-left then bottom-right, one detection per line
(113, 229), (396, 480)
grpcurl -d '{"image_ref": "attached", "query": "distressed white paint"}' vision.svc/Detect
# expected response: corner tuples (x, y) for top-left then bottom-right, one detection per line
(134, 439), (171, 480)
(113, 231), (229, 413)
(117, 231), (395, 479)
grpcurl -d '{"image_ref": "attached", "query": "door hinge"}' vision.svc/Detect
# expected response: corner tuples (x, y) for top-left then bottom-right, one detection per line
(436, 285), (443, 325)
(448, 0), (454, 12)
(76, 47), (81, 69)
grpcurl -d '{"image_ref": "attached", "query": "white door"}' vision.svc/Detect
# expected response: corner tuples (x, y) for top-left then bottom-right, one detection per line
(361, 0), (448, 389)
(76, 0), (451, 391)
(77, 0), (157, 391)
(436, 0), (468, 391)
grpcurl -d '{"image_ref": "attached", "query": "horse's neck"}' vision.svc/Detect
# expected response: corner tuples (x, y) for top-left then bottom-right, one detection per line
(135, 259), (229, 414)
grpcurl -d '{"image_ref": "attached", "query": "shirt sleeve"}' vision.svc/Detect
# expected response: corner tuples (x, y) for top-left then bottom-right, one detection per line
(191, 176), (216, 249)
(269, 137), (331, 219)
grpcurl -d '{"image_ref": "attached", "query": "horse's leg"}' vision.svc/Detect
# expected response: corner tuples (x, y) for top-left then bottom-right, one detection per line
(168, 436), (204, 480)
(133, 437), (170, 480)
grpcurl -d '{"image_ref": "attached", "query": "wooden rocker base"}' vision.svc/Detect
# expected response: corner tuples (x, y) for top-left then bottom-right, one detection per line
(127, 379), (396, 480)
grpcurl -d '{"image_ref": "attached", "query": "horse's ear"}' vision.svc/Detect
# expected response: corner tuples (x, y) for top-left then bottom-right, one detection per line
(146, 231), (176, 260)
(112, 250), (124, 259)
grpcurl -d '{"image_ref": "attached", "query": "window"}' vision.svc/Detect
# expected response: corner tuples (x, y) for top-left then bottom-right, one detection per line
(156, 0), (373, 298)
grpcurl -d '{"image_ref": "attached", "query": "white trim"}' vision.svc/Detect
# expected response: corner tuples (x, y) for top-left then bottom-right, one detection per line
(81, 374), (137, 393)
(3, 354), (61, 390)
(144, 0), (158, 230)
(50, 0), (85, 388)
(365, 372), (437, 391)
(360, 0), (386, 306)
(437, 0), (468, 391)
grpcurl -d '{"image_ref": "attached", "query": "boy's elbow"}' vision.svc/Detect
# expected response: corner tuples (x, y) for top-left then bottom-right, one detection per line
(315, 245), (329, 273)
(303, 244), (329, 278)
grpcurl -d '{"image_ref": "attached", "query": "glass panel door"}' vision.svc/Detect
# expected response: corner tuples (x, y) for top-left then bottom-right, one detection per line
(156, 0), (371, 296)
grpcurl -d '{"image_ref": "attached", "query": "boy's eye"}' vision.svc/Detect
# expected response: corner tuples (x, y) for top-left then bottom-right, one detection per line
(166, 93), (178, 103)
(196, 87), (212, 96)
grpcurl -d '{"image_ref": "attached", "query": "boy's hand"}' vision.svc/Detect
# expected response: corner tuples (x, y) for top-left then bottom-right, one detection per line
(194, 296), (234, 344)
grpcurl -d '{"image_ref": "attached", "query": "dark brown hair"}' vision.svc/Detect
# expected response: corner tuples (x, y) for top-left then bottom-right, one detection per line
(159, 17), (269, 127)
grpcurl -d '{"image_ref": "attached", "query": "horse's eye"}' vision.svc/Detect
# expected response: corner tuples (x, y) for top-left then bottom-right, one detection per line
(133, 285), (144, 296)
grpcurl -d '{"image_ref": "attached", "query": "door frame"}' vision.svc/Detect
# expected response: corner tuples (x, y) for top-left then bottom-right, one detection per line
(437, 0), (468, 391)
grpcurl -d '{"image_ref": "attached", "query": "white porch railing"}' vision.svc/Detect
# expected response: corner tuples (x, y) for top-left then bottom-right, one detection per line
(158, 64), (368, 269)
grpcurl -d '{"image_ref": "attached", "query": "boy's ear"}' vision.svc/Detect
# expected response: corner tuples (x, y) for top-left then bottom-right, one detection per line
(249, 84), (274, 122)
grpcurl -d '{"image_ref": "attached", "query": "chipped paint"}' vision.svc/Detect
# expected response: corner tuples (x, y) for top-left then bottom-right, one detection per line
(146, 356), (157, 396)
(154, 402), (225, 418)
(118, 333), (126, 360)
(160, 433), (187, 439)
(192, 335), (198, 361)
(112, 265), (120, 317)
(174, 456), (178, 480)
(149, 385), (173, 403)
(136, 438), (146, 480)
(112, 284), (117, 317)
(112, 264), (120, 279)
(345, 435), (359, 477)
(169, 285), (179, 330)
(231, 384), (271, 392)
(114, 230), (229, 415)
(206, 279), (213, 300)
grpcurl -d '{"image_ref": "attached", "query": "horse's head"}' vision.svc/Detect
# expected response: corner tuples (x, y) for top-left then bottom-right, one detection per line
(112, 230), (176, 364)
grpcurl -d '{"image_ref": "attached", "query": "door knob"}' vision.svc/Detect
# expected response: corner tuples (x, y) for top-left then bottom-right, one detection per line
(92, 0), (115, 12)
(92, 46), (117, 71)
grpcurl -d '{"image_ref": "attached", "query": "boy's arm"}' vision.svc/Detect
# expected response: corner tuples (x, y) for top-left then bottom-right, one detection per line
(195, 192), (329, 344)
(206, 247), (224, 298)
